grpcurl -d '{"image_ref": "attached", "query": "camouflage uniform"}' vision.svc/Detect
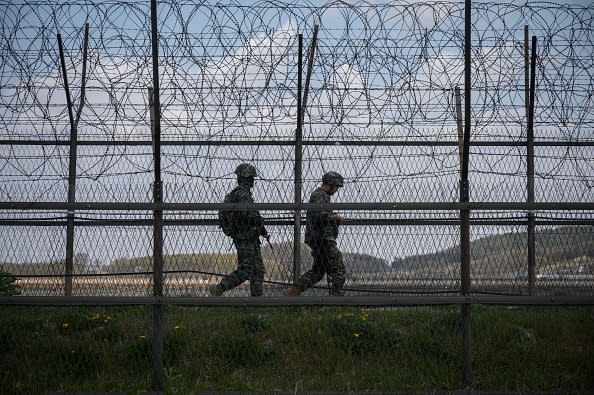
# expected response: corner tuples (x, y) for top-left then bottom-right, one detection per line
(294, 172), (346, 296)
(215, 164), (266, 296)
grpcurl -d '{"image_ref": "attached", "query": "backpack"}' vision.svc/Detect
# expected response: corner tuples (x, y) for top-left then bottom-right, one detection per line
(218, 190), (235, 236)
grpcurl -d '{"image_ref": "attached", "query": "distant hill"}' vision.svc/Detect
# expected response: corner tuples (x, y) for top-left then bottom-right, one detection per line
(391, 225), (594, 277)
(3, 226), (591, 280)
(100, 242), (390, 281)
(1, 258), (85, 276)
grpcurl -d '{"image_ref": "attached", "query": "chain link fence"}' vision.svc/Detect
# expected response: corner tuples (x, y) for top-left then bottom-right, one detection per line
(1, 0), (593, 392)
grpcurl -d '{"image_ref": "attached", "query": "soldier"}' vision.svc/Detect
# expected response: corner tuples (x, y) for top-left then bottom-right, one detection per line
(288, 171), (346, 296)
(210, 163), (268, 296)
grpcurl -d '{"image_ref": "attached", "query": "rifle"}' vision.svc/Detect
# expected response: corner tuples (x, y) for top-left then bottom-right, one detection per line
(260, 225), (273, 250)
(263, 233), (273, 251)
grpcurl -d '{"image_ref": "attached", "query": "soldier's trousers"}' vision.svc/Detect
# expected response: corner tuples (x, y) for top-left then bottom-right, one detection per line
(220, 238), (265, 296)
(297, 238), (345, 296)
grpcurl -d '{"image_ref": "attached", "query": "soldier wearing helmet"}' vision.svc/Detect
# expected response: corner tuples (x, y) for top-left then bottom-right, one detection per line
(235, 162), (257, 183)
(288, 171), (346, 296)
(322, 171), (344, 188)
(210, 163), (268, 296)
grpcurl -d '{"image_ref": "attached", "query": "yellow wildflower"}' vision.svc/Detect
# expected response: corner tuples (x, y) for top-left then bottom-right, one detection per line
(138, 335), (146, 340)
(62, 323), (69, 329)
(174, 325), (181, 330)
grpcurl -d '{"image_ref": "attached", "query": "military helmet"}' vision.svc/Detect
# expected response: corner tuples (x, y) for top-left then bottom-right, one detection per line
(322, 171), (344, 187)
(234, 163), (257, 178)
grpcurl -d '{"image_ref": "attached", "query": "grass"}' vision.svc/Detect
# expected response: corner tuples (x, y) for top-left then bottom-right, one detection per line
(0, 305), (593, 393)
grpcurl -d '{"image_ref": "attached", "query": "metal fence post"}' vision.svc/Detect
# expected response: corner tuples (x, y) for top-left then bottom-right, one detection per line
(150, 0), (164, 391)
(57, 33), (75, 296)
(301, 25), (318, 128)
(455, 86), (463, 165)
(460, 0), (473, 388)
(524, 26), (529, 118)
(58, 23), (88, 296)
(293, 34), (303, 284)
(293, 26), (319, 285)
(527, 35), (538, 296)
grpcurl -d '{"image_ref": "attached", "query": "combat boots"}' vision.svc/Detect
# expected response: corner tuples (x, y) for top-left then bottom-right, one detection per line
(287, 285), (301, 296)
(209, 284), (224, 296)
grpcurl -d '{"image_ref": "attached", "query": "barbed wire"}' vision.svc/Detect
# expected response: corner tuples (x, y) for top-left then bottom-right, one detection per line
(0, 0), (593, 205)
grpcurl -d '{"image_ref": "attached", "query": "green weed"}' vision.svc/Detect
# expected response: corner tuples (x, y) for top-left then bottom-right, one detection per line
(0, 305), (592, 393)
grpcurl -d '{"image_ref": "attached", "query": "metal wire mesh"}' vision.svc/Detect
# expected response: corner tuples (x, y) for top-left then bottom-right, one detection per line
(1, 1), (593, 392)
(0, 0), (593, 297)
(2, 218), (592, 297)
